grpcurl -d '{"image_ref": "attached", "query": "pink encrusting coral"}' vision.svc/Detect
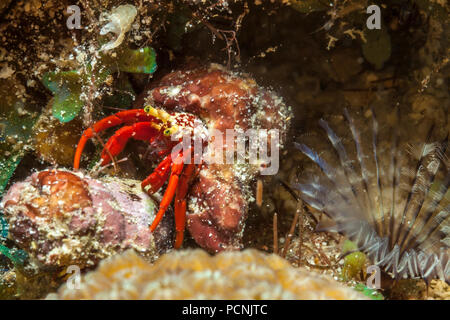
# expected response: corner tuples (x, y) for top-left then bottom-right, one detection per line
(47, 249), (367, 300)
(0, 170), (173, 268)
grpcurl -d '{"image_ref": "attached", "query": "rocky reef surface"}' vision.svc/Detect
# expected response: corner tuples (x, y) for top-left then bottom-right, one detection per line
(1, 169), (173, 268)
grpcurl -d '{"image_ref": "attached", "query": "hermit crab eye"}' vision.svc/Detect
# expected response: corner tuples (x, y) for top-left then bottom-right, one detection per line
(144, 105), (152, 113)
(164, 129), (172, 136)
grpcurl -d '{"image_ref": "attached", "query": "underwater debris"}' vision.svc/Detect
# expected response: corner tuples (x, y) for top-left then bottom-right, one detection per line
(47, 249), (367, 300)
(0, 170), (173, 269)
(294, 107), (450, 283)
(99, 4), (138, 52)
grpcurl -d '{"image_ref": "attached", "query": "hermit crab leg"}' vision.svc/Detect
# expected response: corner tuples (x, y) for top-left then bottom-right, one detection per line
(98, 122), (162, 165)
(174, 163), (196, 249)
(149, 151), (186, 232)
(74, 109), (160, 169)
(141, 154), (172, 194)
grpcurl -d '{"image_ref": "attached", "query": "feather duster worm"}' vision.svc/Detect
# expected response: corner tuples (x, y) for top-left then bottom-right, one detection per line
(294, 107), (449, 283)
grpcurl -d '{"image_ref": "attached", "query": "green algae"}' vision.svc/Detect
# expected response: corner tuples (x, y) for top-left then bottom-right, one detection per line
(0, 215), (7, 240)
(341, 240), (367, 281)
(0, 153), (23, 198)
(42, 47), (157, 123)
(0, 81), (37, 197)
(116, 47), (157, 74)
(42, 70), (83, 123)
(354, 283), (384, 300)
(0, 245), (27, 267)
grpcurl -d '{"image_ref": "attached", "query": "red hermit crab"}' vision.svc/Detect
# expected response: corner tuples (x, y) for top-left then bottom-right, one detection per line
(74, 64), (291, 252)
